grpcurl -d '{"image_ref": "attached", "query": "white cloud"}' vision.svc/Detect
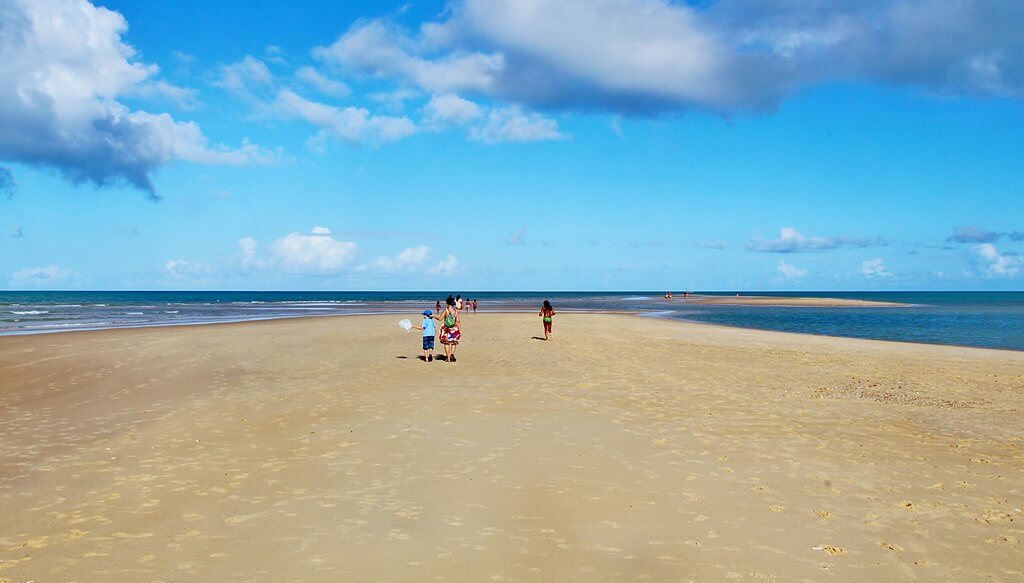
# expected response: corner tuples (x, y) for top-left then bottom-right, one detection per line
(858, 257), (894, 278)
(777, 259), (806, 279)
(274, 90), (416, 147)
(313, 19), (504, 95)
(748, 227), (879, 253)
(164, 259), (211, 278)
(295, 66), (351, 97)
(268, 228), (359, 274)
(423, 94), (483, 126)
(469, 106), (564, 144)
(239, 229), (459, 278)
(216, 56), (274, 97)
(0, 0), (273, 193)
(971, 243), (1021, 278)
(369, 245), (433, 272)
(12, 265), (73, 286)
(318, 0), (1024, 115)
(431, 254), (459, 276)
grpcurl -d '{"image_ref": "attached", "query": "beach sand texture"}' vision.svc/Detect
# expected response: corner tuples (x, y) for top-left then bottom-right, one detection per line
(1, 313), (1023, 581)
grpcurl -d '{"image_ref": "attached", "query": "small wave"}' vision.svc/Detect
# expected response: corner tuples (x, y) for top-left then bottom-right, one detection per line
(164, 310), (180, 314)
(621, 296), (652, 301)
(9, 310), (49, 315)
(123, 312), (144, 315)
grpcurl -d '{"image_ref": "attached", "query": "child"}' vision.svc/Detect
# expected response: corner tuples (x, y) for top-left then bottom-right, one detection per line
(539, 300), (555, 340)
(413, 310), (438, 362)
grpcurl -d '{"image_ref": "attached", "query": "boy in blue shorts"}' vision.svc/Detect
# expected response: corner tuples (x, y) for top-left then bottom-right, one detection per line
(414, 310), (438, 362)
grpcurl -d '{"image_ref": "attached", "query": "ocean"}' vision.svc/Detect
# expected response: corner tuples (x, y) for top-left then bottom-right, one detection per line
(1, 291), (1022, 351)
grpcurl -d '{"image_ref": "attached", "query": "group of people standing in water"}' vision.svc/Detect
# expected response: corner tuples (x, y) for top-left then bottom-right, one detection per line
(414, 296), (556, 363)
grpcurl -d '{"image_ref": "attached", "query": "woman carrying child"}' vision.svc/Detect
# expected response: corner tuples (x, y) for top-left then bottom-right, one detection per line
(439, 296), (462, 362)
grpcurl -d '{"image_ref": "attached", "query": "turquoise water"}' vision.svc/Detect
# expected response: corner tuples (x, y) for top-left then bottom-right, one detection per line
(1, 291), (1022, 351)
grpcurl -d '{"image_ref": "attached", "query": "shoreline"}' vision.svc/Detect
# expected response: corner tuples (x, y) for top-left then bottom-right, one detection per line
(4, 304), (1020, 355)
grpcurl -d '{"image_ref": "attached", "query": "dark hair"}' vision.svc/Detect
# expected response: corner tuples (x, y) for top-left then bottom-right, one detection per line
(446, 296), (456, 306)
(456, 294), (461, 299)
(543, 300), (552, 310)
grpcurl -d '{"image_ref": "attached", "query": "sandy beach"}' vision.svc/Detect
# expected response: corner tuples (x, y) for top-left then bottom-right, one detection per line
(1, 313), (1023, 581)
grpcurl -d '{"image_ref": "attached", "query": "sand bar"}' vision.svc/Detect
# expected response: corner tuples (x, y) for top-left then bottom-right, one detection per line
(684, 295), (908, 307)
(1, 313), (1022, 581)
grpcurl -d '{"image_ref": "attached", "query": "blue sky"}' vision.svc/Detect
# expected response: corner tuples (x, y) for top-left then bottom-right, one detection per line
(1, 0), (1022, 290)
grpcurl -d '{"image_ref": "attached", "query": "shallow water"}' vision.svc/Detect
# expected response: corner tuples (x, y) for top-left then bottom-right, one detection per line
(1, 291), (1022, 351)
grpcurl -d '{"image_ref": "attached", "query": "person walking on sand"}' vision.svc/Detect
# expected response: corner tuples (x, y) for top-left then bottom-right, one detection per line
(455, 295), (463, 312)
(439, 296), (462, 362)
(539, 300), (556, 340)
(413, 310), (438, 362)
(472, 299), (478, 314)
(435, 300), (442, 314)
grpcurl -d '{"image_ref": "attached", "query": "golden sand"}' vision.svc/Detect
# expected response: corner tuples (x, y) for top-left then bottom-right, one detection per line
(1, 313), (1022, 581)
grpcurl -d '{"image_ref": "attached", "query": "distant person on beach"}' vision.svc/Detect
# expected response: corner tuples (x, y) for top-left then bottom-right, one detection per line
(435, 300), (442, 314)
(539, 300), (556, 340)
(455, 295), (463, 312)
(439, 297), (461, 362)
(665, 291), (673, 300)
(472, 299), (478, 314)
(413, 310), (438, 362)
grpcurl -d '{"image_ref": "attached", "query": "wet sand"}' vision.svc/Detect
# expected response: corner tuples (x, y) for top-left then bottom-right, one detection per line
(1, 313), (1022, 581)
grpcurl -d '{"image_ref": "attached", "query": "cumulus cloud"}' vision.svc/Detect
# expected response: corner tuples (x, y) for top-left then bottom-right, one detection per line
(423, 94), (483, 127)
(215, 56), (274, 97)
(777, 259), (806, 279)
(317, 0), (1024, 115)
(947, 225), (1000, 243)
(469, 106), (564, 143)
(274, 90), (416, 147)
(431, 254), (459, 275)
(12, 265), (73, 286)
(295, 66), (351, 98)
(0, 0), (275, 194)
(239, 227), (358, 275)
(313, 19), (504, 95)
(971, 243), (1021, 277)
(368, 245), (432, 272)
(164, 259), (211, 278)
(748, 227), (880, 253)
(858, 257), (894, 278)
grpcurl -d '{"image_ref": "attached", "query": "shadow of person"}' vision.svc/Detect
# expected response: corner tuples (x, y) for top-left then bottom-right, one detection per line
(531, 336), (547, 341)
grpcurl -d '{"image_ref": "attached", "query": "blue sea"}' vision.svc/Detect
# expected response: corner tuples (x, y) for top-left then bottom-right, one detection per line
(1, 291), (1022, 352)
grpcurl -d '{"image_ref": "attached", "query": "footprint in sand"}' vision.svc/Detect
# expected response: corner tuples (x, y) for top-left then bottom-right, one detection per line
(814, 545), (846, 556)
(769, 505), (784, 512)
(878, 542), (903, 552)
(814, 510), (832, 519)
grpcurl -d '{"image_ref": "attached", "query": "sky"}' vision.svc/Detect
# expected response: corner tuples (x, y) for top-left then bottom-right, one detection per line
(1, 0), (1022, 291)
